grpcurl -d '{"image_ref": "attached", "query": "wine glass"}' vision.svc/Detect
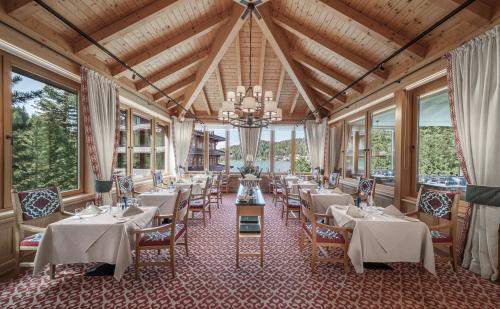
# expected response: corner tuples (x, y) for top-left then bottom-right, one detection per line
(74, 207), (84, 219)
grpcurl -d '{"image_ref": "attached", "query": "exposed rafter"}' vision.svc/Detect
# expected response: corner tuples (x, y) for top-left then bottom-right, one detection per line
(258, 36), (266, 86)
(201, 88), (212, 116)
(290, 50), (364, 94)
(180, 4), (246, 116)
(111, 11), (231, 77)
(135, 48), (209, 91)
(4, 0), (38, 18)
(273, 14), (388, 80)
(255, 3), (324, 116)
(318, 0), (426, 59)
(235, 32), (242, 85)
(433, 0), (492, 27)
(306, 77), (347, 103)
(73, 0), (180, 53)
(275, 66), (285, 105)
(289, 91), (300, 115)
(152, 75), (195, 102)
(215, 65), (226, 101)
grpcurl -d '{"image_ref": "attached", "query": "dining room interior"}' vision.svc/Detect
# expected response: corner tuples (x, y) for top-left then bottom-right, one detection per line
(0, 0), (499, 308)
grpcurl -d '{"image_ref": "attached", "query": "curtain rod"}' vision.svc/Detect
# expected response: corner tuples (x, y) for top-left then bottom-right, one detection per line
(299, 0), (478, 123)
(32, 0), (204, 124)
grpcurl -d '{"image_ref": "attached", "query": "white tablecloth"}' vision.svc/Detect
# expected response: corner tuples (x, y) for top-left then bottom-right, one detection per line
(175, 182), (204, 195)
(326, 205), (435, 274)
(290, 181), (317, 194)
(33, 207), (157, 280)
(138, 190), (177, 216)
(311, 191), (354, 213)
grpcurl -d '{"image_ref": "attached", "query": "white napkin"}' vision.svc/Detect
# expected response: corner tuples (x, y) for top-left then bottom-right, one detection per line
(346, 205), (366, 218)
(383, 205), (404, 218)
(81, 204), (103, 215)
(237, 194), (251, 202)
(122, 205), (144, 217)
(245, 174), (257, 179)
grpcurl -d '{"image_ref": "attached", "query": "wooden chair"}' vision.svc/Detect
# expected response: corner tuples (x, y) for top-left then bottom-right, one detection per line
(351, 177), (376, 202)
(405, 186), (460, 271)
(189, 177), (213, 227)
(114, 174), (140, 200)
(281, 176), (301, 226)
(221, 173), (230, 193)
(298, 189), (352, 273)
(11, 184), (72, 278)
(328, 171), (340, 189)
(133, 187), (191, 278)
(151, 170), (168, 188)
(209, 173), (223, 209)
(268, 173), (275, 194)
(272, 175), (284, 207)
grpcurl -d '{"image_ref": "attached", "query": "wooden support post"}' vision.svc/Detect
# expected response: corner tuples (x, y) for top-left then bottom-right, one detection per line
(394, 89), (412, 209)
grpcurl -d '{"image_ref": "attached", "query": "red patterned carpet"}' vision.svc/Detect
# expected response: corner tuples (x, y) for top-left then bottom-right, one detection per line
(1, 194), (499, 308)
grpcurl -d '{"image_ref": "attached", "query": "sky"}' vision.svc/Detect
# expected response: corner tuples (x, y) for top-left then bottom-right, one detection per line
(11, 72), (45, 116)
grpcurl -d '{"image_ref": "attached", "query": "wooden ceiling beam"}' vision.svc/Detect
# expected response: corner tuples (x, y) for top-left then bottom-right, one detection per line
(111, 10), (231, 77)
(152, 75), (195, 102)
(255, 3), (324, 116)
(73, 0), (181, 54)
(180, 4), (246, 116)
(235, 32), (242, 85)
(275, 66), (285, 105)
(306, 77), (347, 103)
(135, 48), (209, 91)
(201, 88), (212, 116)
(4, 0), (38, 18)
(215, 65), (225, 101)
(258, 36), (266, 86)
(273, 14), (388, 80)
(433, 0), (492, 28)
(289, 91), (300, 115)
(318, 0), (426, 59)
(290, 49), (364, 94)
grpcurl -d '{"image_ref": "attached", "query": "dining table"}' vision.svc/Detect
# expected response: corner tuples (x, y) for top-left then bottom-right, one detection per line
(311, 189), (354, 213)
(138, 189), (178, 216)
(326, 205), (436, 274)
(289, 180), (318, 194)
(33, 206), (158, 280)
(174, 180), (205, 195)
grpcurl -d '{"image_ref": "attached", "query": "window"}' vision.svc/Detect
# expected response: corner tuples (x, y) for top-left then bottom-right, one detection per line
(229, 129), (243, 172)
(116, 110), (128, 174)
(346, 117), (366, 178)
(187, 125), (204, 171)
(295, 126), (311, 173)
(370, 107), (396, 186)
(155, 123), (167, 171)
(11, 70), (79, 192)
(417, 88), (464, 191)
(255, 128), (270, 172)
(208, 128), (226, 172)
(274, 126), (292, 173)
(132, 114), (151, 178)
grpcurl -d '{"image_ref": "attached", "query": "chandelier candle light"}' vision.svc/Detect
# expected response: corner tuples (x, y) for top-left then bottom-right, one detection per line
(218, 6), (281, 128)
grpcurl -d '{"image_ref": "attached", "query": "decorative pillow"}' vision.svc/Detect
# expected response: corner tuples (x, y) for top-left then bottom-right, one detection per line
(358, 178), (374, 194)
(418, 188), (455, 219)
(117, 175), (134, 194)
(18, 186), (61, 221)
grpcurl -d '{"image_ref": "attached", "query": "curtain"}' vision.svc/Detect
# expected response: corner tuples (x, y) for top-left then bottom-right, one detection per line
(305, 118), (327, 170)
(239, 127), (261, 162)
(172, 117), (194, 172)
(329, 125), (343, 172)
(81, 67), (120, 205)
(446, 25), (500, 281)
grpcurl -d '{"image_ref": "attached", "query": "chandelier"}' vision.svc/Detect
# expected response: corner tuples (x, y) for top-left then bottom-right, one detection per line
(218, 5), (281, 128)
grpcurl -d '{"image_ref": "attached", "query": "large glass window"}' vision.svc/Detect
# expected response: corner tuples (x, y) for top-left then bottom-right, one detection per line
(155, 123), (167, 171)
(255, 128), (270, 172)
(208, 128), (226, 172)
(11, 70), (79, 192)
(116, 110), (128, 174)
(274, 126), (292, 173)
(132, 114), (151, 178)
(346, 117), (366, 178)
(187, 125), (205, 171)
(370, 107), (396, 186)
(295, 126), (311, 173)
(417, 89), (464, 191)
(229, 129), (243, 172)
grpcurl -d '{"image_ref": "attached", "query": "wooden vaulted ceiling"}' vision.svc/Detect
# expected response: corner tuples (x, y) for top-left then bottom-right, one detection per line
(2, 0), (499, 121)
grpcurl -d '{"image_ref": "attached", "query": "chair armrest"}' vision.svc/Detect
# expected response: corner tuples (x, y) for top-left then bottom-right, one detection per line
(62, 211), (74, 217)
(404, 210), (419, 217)
(317, 222), (353, 233)
(20, 224), (46, 233)
(132, 224), (171, 235)
(155, 214), (173, 219)
(429, 222), (452, 231)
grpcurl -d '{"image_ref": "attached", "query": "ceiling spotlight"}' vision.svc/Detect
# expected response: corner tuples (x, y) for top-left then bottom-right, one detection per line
(378, 63), (385, 72)
(342, 91), (346, 96)
(395, 79), (401, 84)
(132, 73), (136, 80)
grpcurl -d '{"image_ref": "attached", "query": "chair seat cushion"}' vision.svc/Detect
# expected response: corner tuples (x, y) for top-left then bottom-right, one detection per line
(210, 188), (219, 194)
(286, 198), (301, 208)
(139, 224), (186, 247)
(190, 199), (209, 208)
(303, 223), (345, 244)
(275, 188), (283, 194)
(20, 233), (43, 247)
(431, 231), (452, 243)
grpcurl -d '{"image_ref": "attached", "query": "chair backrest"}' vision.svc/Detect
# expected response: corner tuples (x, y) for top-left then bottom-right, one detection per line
(329, 171), (340, 187)
(12, 184), (63, 225)
(417, 186), (460, 221)
(298, 188), (314, 223)
(151, 170), (163, 187)
(114, 174), (135, 198)
(357, 177), (376, 198)
(281, 176), (290, 198)
(173, 186), (192, 227)
(201, 176), (213, 199)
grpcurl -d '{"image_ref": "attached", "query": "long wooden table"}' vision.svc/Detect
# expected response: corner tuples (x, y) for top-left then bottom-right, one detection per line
(235, 185), (265, 268)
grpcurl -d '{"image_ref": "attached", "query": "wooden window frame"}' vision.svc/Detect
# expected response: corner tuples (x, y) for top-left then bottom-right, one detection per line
(130, 110), (154, 180)
(153, 120), (169, 174)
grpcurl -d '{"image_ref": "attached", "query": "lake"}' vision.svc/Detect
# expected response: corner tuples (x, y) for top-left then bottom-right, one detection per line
(229, 160), (291, 173)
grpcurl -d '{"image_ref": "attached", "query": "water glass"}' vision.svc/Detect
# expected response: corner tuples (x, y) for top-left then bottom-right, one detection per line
(74, 207), (84, 219)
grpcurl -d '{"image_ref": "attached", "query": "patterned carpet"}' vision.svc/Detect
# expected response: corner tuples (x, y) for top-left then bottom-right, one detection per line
(1, 194), (499, 308)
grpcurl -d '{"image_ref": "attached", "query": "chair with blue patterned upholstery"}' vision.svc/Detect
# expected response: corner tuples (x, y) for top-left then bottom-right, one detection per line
(151, 170), (167, 188)
(133, 186), (192, 278)
(328, 171), (340, 189)
(113, 174), (140, 200)
(189, 177), (213, 227)
(298, 189), (352, 273)
(405, 186), (460, 271)
(351, 177), (376, 202)
(11, 184), (72, 278)
(281, 176), (301, 226)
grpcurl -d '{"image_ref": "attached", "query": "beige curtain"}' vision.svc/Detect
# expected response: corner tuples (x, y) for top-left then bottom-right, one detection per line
(305, 118), (327, 170)
(329, 125), (343, 172)
(239, 127), (261, 162)
(173, 117), (194, 171)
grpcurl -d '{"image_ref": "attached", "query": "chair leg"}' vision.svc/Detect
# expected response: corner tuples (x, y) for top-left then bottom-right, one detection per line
(135, 250), (140, 279)
(311, 244), (317, 273)
(285, 208), (289, 226)
(50, 264), (56, 279)
(170, 245), (176, 278)
(299, 227), (304, 251)
(343, 246), (349, 273)
(202, 210), (206, 227)
(208, 204), (212, 218)
(184, 233), (189, 256)
(449, 245), (457, 272)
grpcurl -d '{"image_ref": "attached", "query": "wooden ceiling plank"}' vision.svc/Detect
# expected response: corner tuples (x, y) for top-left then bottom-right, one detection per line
(318, 0), (426, 59)
(111, 11), (231, 77)
(258, 36), (266, 86)
(135, 48), (209, 91)
(433, 0), (492, 28)
(275, 66), (285, 105)
(73, 0), (181, 53)
(180, 4), (246, 116)
(5, 0), (38, 18)
(273, 14), (388, 80)
(235, 32), (242, 85)
(291, 50), (364, 93)
(152, 75), (195, 102)
(201, 88), (212, 116)
(215, 65), (226, 101)
(255, 3), (323, 115)
(306, 77), (347, 103)
(289, 91), (300, 115)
